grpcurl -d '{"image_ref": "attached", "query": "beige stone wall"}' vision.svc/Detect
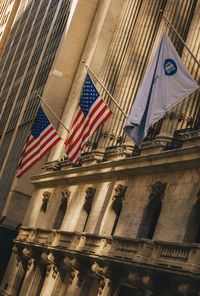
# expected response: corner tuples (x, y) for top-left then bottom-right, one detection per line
(22, 143), (200, 245)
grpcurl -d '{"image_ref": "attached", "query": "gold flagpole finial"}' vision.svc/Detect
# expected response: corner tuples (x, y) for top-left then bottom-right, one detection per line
(34, 90), (38, 95)
(81, 59), (86, 64)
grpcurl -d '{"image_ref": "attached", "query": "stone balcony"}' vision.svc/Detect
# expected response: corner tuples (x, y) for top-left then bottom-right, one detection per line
(15, 227), (200, 277)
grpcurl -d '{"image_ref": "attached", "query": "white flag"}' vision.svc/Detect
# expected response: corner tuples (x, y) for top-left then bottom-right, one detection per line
(124, 32), (199, 147)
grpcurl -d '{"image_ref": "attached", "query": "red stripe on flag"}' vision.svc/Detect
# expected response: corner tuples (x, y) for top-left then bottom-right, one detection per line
(20, 126), (54, 160)
(16, 137), (61, 178)
(66, 99), (104, 154)
(17, 131), (59, 170)
(65, 96), (111, 164)
(70, 105), (111, 162)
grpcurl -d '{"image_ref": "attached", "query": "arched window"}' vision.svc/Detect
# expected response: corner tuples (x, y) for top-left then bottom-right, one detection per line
(137, 182), (166, 239)
(53, 189), (71, 230)
(184, 190), (200, 243)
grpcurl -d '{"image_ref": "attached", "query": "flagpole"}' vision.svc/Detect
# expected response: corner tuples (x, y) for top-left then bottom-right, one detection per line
(34, 90), (70, 134)
(82, 60), (128, 118)
(162, 15), (200, 68)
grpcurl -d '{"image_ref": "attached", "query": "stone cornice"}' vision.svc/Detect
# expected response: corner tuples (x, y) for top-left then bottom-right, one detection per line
(31, 145), (200, 187)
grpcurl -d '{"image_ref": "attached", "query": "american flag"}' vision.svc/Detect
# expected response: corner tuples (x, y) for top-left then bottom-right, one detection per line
(65, 74), (112, 164)
(16, 106), (61, 178)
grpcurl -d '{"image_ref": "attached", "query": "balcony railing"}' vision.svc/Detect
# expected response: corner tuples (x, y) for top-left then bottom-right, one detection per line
(15, 227), (200, 274)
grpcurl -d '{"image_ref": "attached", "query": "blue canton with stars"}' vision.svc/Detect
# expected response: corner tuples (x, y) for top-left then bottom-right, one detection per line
(79, 74), (100, 117)
(31, 106), (50, 138)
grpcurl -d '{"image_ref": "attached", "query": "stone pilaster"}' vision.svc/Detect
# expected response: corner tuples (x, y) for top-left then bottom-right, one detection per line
(0, 251), (24, 296)
(39, 264), (58, 296)
(91, 262), (114, 296)
(19, 258), (36, 296)
(64, 271), (83, 296)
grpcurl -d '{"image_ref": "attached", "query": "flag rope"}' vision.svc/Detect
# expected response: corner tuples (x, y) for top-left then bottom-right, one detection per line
(34, 90), (70, 137)
(82, 60), (128, 118)
(162, 15), (200, 70)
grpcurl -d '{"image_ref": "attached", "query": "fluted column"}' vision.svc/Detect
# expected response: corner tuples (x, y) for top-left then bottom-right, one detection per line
(155, 0), (200, 140)
(0, 251), (25, 296)
(19, 258), (36, 296)
(39, 264), (58, 296)
(94, 0), (167, 149)
(86, 0), (200, 151)
(97, 278), (112, 296)
(64, 271), (83, 296)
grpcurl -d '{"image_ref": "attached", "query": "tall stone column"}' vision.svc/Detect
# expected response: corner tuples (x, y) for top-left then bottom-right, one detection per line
(61, 256), (85, 296)
(97, 278), (112, 296)
(39, 264), (58, 296)
(19, 258), (36, 296)
(91, 262), (114, 296)
(0, 248), (25, 296)
(64, 271), (83, 296)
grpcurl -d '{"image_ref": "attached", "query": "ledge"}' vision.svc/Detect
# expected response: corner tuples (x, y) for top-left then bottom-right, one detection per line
(31, 144), (200, 187)
(15, 227), (200, 277)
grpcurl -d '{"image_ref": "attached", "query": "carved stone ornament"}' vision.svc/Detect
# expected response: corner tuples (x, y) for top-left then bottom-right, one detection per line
(41, 191), (51, 212)
(84, 187), (96, 202)
(41, 252), (55, 265)
(97, 279), (106, 296)
(111, 184), (127, 212)
(61, 257), (78, 285)
(52, 266), (58, 279)
(112, 184), (127, 201)
(27, 258), (35, 271)
(12, 245), (18, 254)
(83, 187), (96, 213)
(149, 181), (166, 201)
(91, 263), (113, 295)
(91, 262), (110, 279)
(61, 189), (71, 207)
(46, 264), (52, 277)
(62, 189), (71, 199)
(22, 247), (33, 259)
(62, 256), (79, 272)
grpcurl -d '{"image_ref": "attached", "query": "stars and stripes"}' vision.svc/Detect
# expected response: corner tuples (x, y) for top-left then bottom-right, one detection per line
(65, 74), (112, 164)
(16, 106), (61, 178)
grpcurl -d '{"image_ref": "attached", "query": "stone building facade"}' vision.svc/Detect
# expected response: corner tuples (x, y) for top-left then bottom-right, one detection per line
(0, 0), (200, 295)
(0, 0), (21, 58)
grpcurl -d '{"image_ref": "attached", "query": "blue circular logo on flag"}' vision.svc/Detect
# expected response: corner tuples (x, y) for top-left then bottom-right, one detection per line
(164, 59), (177, 76)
